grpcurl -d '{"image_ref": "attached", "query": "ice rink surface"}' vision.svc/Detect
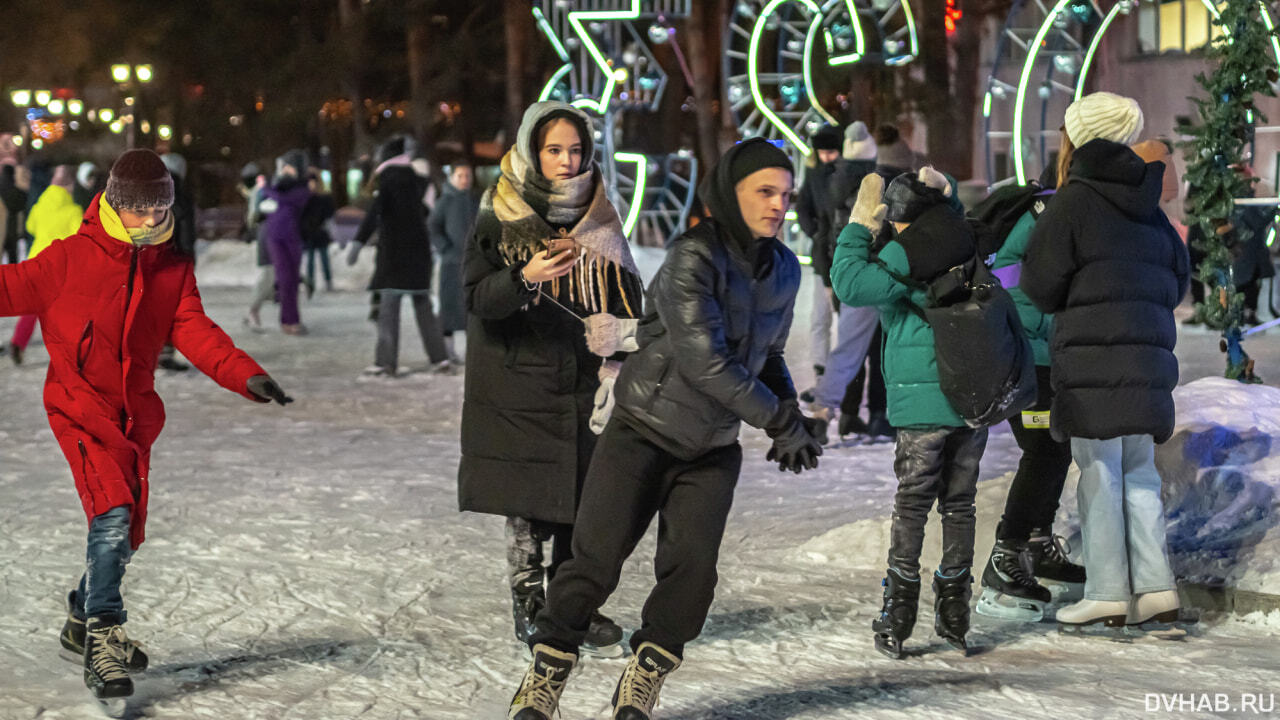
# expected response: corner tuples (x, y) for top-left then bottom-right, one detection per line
(0, 243), (1278, 719)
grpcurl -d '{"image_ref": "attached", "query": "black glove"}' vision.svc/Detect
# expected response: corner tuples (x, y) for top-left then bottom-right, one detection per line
(764, 400), (823, 473)
(247, 375), (293, 405)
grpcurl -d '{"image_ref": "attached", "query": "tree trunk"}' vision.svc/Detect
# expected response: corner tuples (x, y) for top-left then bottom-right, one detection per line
(504, 0), (530, 147)
(335, 0), (366, 206)
(947, 0), (983, 180)
(407, 18), (434, 160)
(688, 0), (723, 169)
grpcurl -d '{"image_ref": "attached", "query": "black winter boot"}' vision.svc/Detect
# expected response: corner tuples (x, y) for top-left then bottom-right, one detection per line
(511, 571), (547, 644)
(933, 568), (973, 654)
(871, 567), (920, 659)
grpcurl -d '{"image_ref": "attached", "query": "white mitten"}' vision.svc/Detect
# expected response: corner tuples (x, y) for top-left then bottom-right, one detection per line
(590, 360), (623, 435)
(850, 173), (887, 233)
(583, 312), (639, 357)
(918, 166), (952, 197)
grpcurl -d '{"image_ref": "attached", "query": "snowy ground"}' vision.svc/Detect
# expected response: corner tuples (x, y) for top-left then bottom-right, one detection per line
(0, 242), (1278, 719)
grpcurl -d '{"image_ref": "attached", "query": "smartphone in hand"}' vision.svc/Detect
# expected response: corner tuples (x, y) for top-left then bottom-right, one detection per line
(544, 236), (579, 261)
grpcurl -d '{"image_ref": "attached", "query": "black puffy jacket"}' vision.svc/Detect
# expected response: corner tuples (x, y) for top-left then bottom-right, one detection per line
(1022, 140), (1190, 443)
(613, 219), (800, 460)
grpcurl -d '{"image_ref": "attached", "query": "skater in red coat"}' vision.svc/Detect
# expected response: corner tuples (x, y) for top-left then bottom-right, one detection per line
(0, 149), (292, 708)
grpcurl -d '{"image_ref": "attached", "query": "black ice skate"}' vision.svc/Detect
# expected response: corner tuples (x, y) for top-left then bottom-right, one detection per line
(976, 540), (1051, 622)
(511, 574), (547, 644)
(60, 593), (148, 672)
(83, 618), (134, 716)
(933, 568), (973, 654)
(1026, 529), (1086, 586)
(864, 413), (894, 444)
(583, 611), (626, 658)
(838, 413), (869, 439)
(871, 567), (920, 659)
(611, 641), (681, 720)
(508, 643), (577, 720)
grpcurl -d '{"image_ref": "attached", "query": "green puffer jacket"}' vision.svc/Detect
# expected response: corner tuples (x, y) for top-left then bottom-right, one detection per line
(993, 210), (1053, 367)
(830, 207), (972, 429)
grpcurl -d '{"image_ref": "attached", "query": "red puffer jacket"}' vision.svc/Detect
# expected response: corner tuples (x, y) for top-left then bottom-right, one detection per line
(0, 195), (267, 549)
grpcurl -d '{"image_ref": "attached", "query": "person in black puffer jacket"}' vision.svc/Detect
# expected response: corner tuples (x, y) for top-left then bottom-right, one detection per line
(509, 139), (823, 720)
(1022, 92), (1190, 630)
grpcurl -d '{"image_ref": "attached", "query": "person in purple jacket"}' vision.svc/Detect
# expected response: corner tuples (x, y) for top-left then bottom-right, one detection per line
(260, 150), (312, 335)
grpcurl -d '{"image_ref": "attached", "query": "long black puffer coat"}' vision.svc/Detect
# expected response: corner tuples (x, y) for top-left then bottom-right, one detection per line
(352, 165), (434, 292)
(457, 210), (642, 524)
(1022, 139), (1190, 443)
(613, 219), (800, 461)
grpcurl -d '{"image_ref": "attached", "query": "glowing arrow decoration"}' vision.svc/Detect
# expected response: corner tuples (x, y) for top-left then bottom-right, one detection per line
(566, 0), (641, 114)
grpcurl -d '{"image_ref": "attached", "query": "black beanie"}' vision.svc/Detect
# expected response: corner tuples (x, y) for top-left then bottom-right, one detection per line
(698, 138), (795, 259)
(105, 149), (174, 211)
(811, 125), (842, 152)
(883, 172), (948, 223)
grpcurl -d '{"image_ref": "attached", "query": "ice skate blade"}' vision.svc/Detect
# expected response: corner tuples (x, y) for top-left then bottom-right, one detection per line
(581, 641), (627, 659)
(97, 698), (127, 718)
(942, 636), (971, 656)
(874, 633), (905, 660)
(975, 588), (1046, 623)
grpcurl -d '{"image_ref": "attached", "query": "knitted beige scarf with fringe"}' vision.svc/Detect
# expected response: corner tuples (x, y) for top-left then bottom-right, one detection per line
(483, 148), (639, 316)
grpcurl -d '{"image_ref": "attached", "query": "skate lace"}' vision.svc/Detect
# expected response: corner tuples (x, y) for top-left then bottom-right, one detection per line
(618, 663), (667, 712)
(997, 548), (1038, 588)
(1045, 535), (1073, 566)
(89, 626), (130, 682)
(517, 665), (568, 716)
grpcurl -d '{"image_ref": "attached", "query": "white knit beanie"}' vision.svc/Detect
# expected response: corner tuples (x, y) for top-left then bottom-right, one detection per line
(843, 121), (878, 161)
(1064, 92), (1144, 147)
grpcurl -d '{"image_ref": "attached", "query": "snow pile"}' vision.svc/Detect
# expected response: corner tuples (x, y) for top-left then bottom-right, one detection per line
(1157, 377), (1280, 596)
(797, 376), (1280, 605)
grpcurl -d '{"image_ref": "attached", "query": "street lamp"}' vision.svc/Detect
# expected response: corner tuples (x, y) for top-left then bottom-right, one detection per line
(98, 108), (115, 123)
(34, 90), (51, 106)
(109, 120), (124, 134)
(10, 90), (30, 106)
(68, 99), (83, 115)
(47, 99), (65, 115)
(157, 125), (172, 140)
(111, 64), (131, 83)
(135, 65), (153, 83)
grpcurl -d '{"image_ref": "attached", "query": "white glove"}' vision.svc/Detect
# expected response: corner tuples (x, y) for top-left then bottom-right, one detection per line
(258, 197), (279, 214)
(583, 312), (639, 357)
(590, 360), (622, 435)
(850, 173), (887, 233)
(918, 166), (952, 197)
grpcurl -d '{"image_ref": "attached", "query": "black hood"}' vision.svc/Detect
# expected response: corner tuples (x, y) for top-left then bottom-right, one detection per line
(1068, 139), (1164, 220)
(698, 138), (793, 267)
(894, 203), (976, 283)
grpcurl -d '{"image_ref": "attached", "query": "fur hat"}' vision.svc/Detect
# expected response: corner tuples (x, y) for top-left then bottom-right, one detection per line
(1064, 92), (1144, 147)
(811, 125), (842, 152)
(883, 169), (949, 224)
(843, 121), (877, 161)
(105, 149), (174, 211)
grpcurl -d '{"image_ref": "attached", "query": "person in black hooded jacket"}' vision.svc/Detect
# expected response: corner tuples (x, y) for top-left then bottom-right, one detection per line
(506, 138), (824, 720)
(1022, 92), (1189, 630)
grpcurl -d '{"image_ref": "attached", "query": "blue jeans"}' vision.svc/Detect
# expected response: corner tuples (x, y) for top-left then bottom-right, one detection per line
(814, 304), (879, 410)
(1071, 435), (1176, 601)
(69, 506), (133, 624)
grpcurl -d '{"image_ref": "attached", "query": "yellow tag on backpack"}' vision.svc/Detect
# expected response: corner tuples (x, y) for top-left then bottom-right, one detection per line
(1021, 410), (1051, 429)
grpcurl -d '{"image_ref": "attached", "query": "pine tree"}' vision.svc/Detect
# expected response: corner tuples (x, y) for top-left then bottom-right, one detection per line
(1179, 0), (1277, 383)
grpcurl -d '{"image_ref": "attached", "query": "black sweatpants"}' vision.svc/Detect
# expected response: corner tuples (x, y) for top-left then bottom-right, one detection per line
(998, 364), (1073, 541)
(888, 426), (987, 577)
(840, 325), (886, 417)
(531, 418), (742, 658)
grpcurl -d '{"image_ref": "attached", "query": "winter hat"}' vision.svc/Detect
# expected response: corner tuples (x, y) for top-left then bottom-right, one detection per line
(160, 152), (187, 181)
(811, 125), (842, 152)
(1064, 91), (1144, 147)
(843, 121), (877, 161)
(275, 149), (308, 177)
(727, 138), (794, 188)
(699, 138), (795, 253)
(105, 149), (174, 211)
(883, 170), (949, 223)
(876, 140), (917, 174)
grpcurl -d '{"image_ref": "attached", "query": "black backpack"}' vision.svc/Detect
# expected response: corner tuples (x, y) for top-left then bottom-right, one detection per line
(967, 181), (1046, 264)
(901, 258), (1038, 428)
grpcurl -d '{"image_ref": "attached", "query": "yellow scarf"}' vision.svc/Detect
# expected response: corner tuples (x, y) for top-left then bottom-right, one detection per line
(98, 199), (174, 246)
